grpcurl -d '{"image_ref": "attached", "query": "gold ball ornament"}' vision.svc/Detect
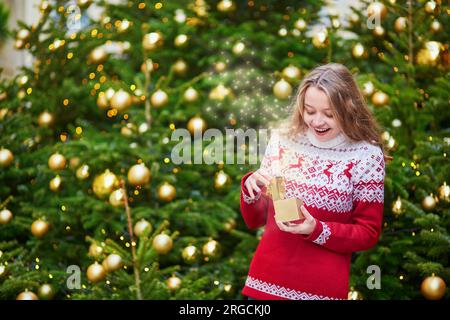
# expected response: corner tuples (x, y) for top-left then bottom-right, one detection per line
(424, 1), (437, 14)
(371, 91), (389, 107)
(142, 32), (163, 51)
(312, 29), (328, 48)
(182, 245), (200, 264)
(214, 171), (231, 190)
(134, 219), (152, 237)
(422, 194), (436, 211)
(38, 284), (55, 300)
(152, 234), (173, 254)
(109, 188), (125, 207)
(141, 59), (154, 73)
(362, 81), (375, 97)
(166, 275), (182, 291)
(38, 111), (55, 127)
(103, 253), (123, 272)
(187, 116), (207, 135)
(0, 148), (14, 167)
(31, 219), (50, 238)
(0, 264), (7, 279)
(214, 61), (227, 72)
(174, 34), (189, 47)
(217, 0), (236, 12)
(69, 157), (81, 170)
(209, 84), (231, 101)
(394, 17), (407, 33)
(127, 163), (151, 186)
(438, 182), (449, 202)
(105, 88), (116, 100)
(77, 0), (92, 9)
(232, 42), (245, 55)
(88, 243), (104, 258)
(430, 20), (442, 33)
(223, 218), (237, 232)
(86, 262), (106, 283)
(282, 65), (301, 82)
(0, 208), (13, 225)
(96, 92), (109, 110)
(39, 1), (51, 13)
(352, 43), (366, 59)
(150, 89), (169, 108)
(110, 90), (132, 113)
(416, 41), (443, 66)
(92, 169), (120, 199)
(173, 59), (188, 75)
(202, 239), (220, 261)
(373, 25), (385, 37)
(273, 79), (293, 99)
(117, 19), (131, 33)
(367, 2), (387, 20)
(16, 291), (39, 300)
(49, 175), (62, 192)
(294, 18), (307, 31)
(421, 275), (446, 300)
(157, 182), (176, 202)
(76, 164), (90, 180)
(48, 153), (66, 171)
(392, 196), (405, 216)
(17, 29), (31, 41)
(183, 87), (199, 103)
(348, 289), (363, 300)
(89, 46), (108, 64)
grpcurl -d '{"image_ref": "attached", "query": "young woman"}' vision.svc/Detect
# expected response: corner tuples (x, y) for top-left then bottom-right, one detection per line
(240, 63), (388, 300)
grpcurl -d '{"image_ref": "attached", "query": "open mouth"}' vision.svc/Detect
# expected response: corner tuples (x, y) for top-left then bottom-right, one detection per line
(314, 128), (331, 134)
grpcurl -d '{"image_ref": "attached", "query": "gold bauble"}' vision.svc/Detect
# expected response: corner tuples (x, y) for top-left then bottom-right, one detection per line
(438, 182), (449, 202)
(110, 90), (132, 113)
(166, 276), (182, 291)
(223, 218), (237, 232)
(142, 32), (163, 51)
(214, 170), (231, 190)
(96, 92), (109, 110)
(39, 1), (51, 13)
(367, 2), (387, 20)
(16, 291), (39, 300)
(89, 47), (107, 64)
(86, 262), (106, 283)
(117, 19), (131, 33)
(0, 209), (13, 225)
(150, 89), (169, 108)
(416, 41), (443, 66)
(282, 65), (301, 82)
(127, 163), (151, 186)
(373, 25), (385, 37)
(49, 175), (62, 192)
(312, 29), (328, 48)
(105, 88), (115, 100)
(48, 153), (66, 171)
(173, 59), (188, 75)
(348, 289), (363, 300)
(17, 29), (31, 41)
(92, 169), (119, 199)
(109, 188), (125, 207)
(76, 164), (90, 180)
(183, 87), (199, 103)
(0, 264), (7, 279)
(362, 81), (374, 96)
(392, 196), (405, 216)
(424, 1), (437, 14)
(174, 34), (189, 47)
(38, 111), (55, 127)
(141, 59), (154, 73)
(152, 234), (173, 254)
(430, 20), (442, 32)
(217, 0), (235, 12)
(352, 43), (366, 58)
(422, 194), (436, 211)
(182, 245), (199, 264)
(232, 42), (245, 55)
(38, 284), (55, 300)
(421, 275), (446, 300)
(209, 84), (231, 101)
(103, 253), (123, 272)
(371, 91), (389, 107)
(394, 17), (407, 32)
(134, 219), (152, 237)
(187, 116), (207, 135)
(31, 219), (50, 238)
(0, 148), (14, 167)
(202, 239), (220, 261)
(273, 79), (292, 99)
(294, 18), (307, 31)
(88, 243), (104, 258)
(69, 157), (81, 170)
(77, 0), (92, 8)
(214, 61), (227, 72)
(157, 182), (176, 202)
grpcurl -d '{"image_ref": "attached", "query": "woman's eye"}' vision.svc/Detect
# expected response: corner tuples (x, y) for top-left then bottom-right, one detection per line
(325, 114), (333, 118)
(306, 111), (314, 115)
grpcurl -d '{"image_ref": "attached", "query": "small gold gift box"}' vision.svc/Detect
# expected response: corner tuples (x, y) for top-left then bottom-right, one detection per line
(267, 176), (304, 222)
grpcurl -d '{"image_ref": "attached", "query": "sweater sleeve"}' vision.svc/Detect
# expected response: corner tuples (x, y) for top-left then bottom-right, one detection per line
(303, 145), (386, 253)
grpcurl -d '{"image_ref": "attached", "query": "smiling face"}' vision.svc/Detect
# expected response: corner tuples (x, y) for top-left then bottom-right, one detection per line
(302, 86), (342, 142)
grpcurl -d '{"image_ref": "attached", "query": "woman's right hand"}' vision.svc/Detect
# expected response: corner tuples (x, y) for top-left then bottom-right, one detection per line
(244, 169), (272, 200)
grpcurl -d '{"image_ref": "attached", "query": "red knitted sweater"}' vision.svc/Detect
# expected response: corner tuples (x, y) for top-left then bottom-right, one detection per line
(240, 128), (385, 300)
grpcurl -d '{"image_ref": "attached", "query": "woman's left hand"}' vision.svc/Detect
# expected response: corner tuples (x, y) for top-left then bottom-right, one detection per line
(276, 205), (317, 235)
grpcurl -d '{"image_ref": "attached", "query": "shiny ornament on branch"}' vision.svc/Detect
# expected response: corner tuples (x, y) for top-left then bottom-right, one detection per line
(202, 239), (220, 261)
(14, 39), (25, 50)
(421, 275), (446, 300)
(0, 208), (13, 225)
(282, 65), (301, 82)
(109, 188), (125, 207)
(134, 219), (152, 237)
(214, 171), (231, 190)
(152, 234), (173, 254)
(349, 13), (360, 26)
(394, 17), (407, 32)
(166, 276), (182, 291)
(157, 182), (176, 202)
(173, 59), (188, 75)
(87, 262), (106, 283)
(0, 148), (14, 167)
(424, 1), (437, 14)
(294, 18), (307, 31)
(142, 32), (163, 51)
(352, 43), (366, 59)
(217, 0), (235, 12)
(49, 175), (62, 192)
(430, 20), (442, 32)
(141, 59), (154, 73)
(183, 87), (199, 103)
(76, 164), (90, 180)
(371, 91), (389, 107)
(416, 41), (443, 66)
(232, 42), (245, 55)
(273, 79), (292, 99)
(362, 81), (374, 97)
(88, 243), (104, 258)
(214, 61), (227, 72)
(16, 291), (38, 300)
(347, 289), (363, 300)
(392, 196), (405, 216)
(103, 253), (123, 272)
(16, 29), (31, 41)
(312, 29), (328, 48)
(438, 182), (449, 202)
(92, 169), (119, 199)
(31, 219), (50, 238)
(372, 25), (385, 37)
(38, 284), (55, 300)
(38, 111), (55, 127)
(69, 157), (81, 170)
(39, 0), (51, 12)
(182, 245), (199, 264)
(48, 153), (66, 171)
(96, 92), (109, 110)
(422, 194), (436, 211)
(110, 90), (132, 113)
(77, 0), (92, 8)
(117, 19), (131, 33)
(187, 116), (207, 135)
(89, 47), (108, 64)
(209, 84), (231, 101)
(367, 2), (387, 20)
(0, 264), (7, 279)
(150, 89), (169, 108)
(127, 163), (151, 186)
(223, 218), (237, 232)
(174, 34), (189, 47)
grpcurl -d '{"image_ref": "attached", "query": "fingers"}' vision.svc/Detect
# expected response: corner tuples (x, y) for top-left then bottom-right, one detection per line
(250, 178), (261, 193)
(254, 171), (270, 186)
(276, 221), (301, 234)
(300, 205), (314, 222)
(245, 179), (255, 198)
